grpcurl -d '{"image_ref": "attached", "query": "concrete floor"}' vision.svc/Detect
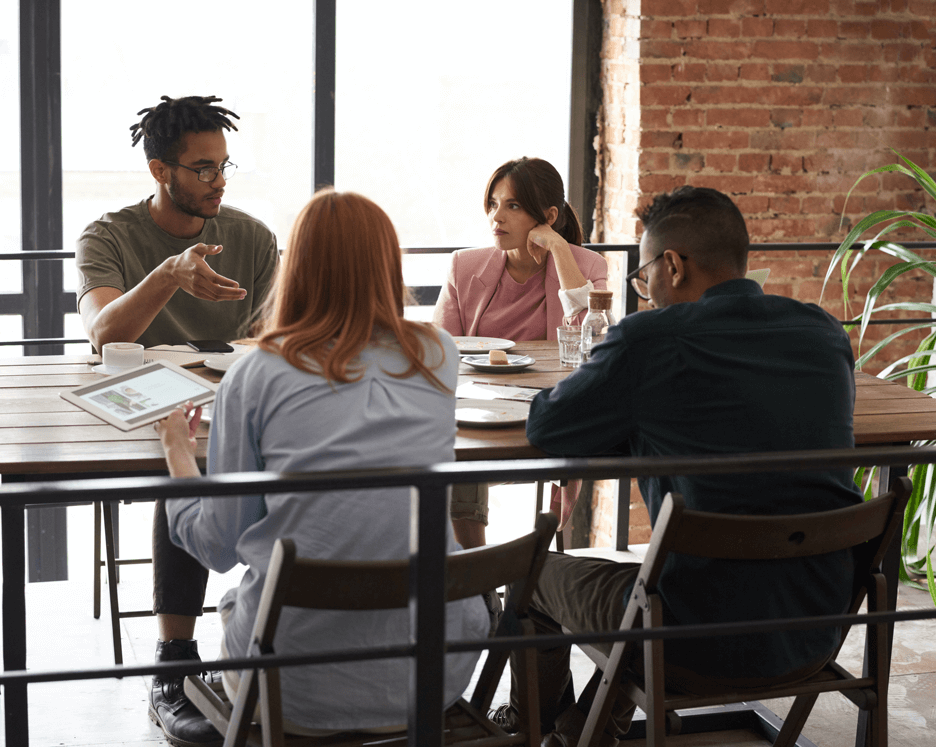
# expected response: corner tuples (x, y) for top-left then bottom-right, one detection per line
(2, 492), (934, 746)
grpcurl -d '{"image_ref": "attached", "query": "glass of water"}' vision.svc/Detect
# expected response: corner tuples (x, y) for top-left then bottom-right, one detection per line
(557, 325), (582, 368)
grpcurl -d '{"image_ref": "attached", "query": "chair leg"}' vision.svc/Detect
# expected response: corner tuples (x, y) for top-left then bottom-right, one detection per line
(774, 693), (819, 747)
(102, 501), (124, 665)
(644, 598), (666, 745)
(93, 501), (102, 619)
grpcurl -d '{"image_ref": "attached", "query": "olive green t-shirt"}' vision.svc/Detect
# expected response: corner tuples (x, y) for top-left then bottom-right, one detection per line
(76, 198), (278, 348)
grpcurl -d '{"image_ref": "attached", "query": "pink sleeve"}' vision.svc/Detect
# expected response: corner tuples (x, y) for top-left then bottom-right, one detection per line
(431, 253), (464, 336)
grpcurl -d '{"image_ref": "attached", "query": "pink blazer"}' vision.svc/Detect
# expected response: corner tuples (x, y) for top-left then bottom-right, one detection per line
(432, 245), (608, 341)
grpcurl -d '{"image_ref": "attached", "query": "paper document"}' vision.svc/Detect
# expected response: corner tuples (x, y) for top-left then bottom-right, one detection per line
(456, 381), (541, 402)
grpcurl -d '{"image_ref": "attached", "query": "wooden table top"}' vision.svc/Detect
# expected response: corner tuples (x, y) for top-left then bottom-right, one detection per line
(2, 341), (936, 475)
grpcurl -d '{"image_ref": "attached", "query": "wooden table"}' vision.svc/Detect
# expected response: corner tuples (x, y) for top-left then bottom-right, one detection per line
(4, 346), (936, 747)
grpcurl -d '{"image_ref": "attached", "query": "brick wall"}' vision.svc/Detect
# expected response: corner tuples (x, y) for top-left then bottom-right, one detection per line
(589, 0), (936, 548)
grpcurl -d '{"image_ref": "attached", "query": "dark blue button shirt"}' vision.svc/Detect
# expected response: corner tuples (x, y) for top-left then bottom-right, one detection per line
(527, 278), (863, 678)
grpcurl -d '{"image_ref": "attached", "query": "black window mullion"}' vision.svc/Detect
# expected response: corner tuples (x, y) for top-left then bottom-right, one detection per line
(20, 0), (64, 356)
(313, 0), (336, 191)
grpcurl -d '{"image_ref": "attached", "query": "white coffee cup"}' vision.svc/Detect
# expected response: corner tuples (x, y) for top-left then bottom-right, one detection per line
(101, 342), (145, 370)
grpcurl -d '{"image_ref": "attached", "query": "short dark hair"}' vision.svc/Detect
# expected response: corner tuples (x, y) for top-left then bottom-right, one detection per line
(484, 157), (584, 246)
(129, 95), (240, 162)
(637, 186), (749, 274)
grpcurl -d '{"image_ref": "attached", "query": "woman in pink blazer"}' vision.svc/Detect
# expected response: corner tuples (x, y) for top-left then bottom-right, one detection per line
(433, 158), (607, 550)
(434, 158), (608, 341)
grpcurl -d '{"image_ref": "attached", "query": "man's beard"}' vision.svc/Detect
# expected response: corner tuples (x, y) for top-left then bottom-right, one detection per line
(167, 175), (220, 220)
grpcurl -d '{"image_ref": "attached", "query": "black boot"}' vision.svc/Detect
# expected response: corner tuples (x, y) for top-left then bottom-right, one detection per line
(148, 639), (223, 747)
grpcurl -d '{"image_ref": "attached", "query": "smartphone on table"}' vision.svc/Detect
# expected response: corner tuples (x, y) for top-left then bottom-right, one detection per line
(186, 340), (235, 353)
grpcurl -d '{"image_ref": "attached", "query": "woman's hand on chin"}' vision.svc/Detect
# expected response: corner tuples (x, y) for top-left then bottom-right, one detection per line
(527, 224), (569, 264)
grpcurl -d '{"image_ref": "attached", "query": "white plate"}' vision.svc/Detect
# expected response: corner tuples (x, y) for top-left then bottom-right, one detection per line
(452, 336), (515, 354)
(203, 354), (244, 373)
(462, 355), (536, 373)
(456, 399), (530, 428)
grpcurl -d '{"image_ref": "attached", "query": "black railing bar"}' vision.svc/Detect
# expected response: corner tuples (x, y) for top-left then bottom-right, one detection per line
(3, 606), (935, 688)
(5, 446), (936, 506)
(0, 338), (88, 346)
(842, 318), (935, 326)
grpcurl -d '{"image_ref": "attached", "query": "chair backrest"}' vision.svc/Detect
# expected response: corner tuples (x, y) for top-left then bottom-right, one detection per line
(634, 476), (913, 623)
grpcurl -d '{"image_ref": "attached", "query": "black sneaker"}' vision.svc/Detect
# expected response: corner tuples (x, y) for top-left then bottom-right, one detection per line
(488, 703), (521, 734)
(148, 639), (224, 747)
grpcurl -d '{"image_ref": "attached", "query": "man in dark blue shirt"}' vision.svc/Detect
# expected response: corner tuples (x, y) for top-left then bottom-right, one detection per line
(491, 186), (863, 747)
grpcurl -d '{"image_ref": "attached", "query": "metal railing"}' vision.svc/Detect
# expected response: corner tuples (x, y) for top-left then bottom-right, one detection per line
(4, 446), (936, 746)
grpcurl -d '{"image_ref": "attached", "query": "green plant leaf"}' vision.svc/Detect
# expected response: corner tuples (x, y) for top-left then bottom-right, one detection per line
(858, 261), (936, 346)
(894, 149), (936, 202)
(854, 324), (936, 371)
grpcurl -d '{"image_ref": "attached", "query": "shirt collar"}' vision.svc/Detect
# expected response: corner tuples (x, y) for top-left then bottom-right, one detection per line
(700, 277), (764, 300)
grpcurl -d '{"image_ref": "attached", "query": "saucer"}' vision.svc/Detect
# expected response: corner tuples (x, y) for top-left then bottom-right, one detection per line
(92, 360), (152, 376)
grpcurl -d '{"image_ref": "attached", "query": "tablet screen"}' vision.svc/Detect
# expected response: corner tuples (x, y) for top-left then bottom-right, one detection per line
(62, 360), (218, 430)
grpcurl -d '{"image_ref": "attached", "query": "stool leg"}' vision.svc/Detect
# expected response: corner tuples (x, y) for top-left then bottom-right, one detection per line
(102, 501), (123, 665)
(93, 501), (101, 619)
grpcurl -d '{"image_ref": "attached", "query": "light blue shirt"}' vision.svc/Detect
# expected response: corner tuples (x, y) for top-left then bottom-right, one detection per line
(167, 330), (488, 730)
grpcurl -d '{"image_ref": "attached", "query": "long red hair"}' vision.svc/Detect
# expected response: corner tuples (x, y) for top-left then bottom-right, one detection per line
(258, 190), (448, 389)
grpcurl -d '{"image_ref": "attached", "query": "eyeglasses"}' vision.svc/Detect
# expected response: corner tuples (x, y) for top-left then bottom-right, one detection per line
(626, 253), (688, 301)
(162, 160), (237, 182)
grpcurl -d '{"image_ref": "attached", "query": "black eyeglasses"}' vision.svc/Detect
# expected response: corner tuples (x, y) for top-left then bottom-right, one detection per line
(626, 253), (688, 300)
(163, 160), (237, 183)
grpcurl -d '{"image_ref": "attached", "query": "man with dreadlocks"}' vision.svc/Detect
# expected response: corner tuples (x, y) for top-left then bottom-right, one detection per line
(76, 95), (279, 747)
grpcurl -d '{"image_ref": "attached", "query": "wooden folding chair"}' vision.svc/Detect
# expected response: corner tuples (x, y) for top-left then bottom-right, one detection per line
(576, 477), (912, 747)
(184, 511), (559, 747)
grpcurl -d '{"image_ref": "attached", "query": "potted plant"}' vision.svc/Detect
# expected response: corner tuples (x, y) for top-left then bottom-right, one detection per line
(822, 151), (936, 605)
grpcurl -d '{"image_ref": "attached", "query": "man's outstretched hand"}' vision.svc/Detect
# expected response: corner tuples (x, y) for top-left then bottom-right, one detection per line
(169, 244), (247, 301)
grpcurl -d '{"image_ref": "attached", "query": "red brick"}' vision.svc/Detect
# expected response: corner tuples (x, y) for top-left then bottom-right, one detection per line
(707, 108), (772, 128)
(816, 130), (858, 149)
(764, 0), (827, 11)
(753, 174), (815, 193)
(817, 172), (877, 193)
(753, 40), (820, 60)
(807, 19), (838, 38)
(760, 86), (825, 106)
(697, 0), (766, 13)
(735, 195), (771, 214)
(639, 174), (685, 193)
(803, 195), (835, 212)
(672, 63), (707, 82)
(860, 107), (892, 128)
(838, 22), (870, 40)
(822, 87), (881, 106)
(774, 20), (807, 38)
(643, 85), (692, 106)
(674, 20), (707, 38)
(741, 17), (774, 37)
(691, 85), (760, 105)
(674, 152), (705, 171)
(706, 153), (737, 172)
(647, 0), (698, 15)
(684, 40), (754, 60)
(823, 42), (882, 62)
(906, 20), (932, 41)
(739, 63), (771, 81)
(641, 108), (671, 128)
(894, 64), (936, 84)
(771, 64), (806, 84)
(907, 0), (936, 15)
(890, 129), (933, 150)
(853, 1), (878, 14)
(707, 19), (741, 37)
(802, 109), (835, 127)
(640, 20), (674, 40)
(888, 87), (934, 106)
(682, 130), (750, 150)
(672, 109), (705, 127)
(640, 131), (683, 148)
(804, 64), (838, 83)
(739, 153), (771, 172)
(643, 40), (683, 59)
(639, 151), (671, 171)
(833, 108), (865, 127)
(640, 64), (672, 84)
(749, 129), (816, 150)
(870, 65), (900, 83)
(690, 174), (756, 193)
(871, 20), (903, 40)
(769, 109), (802, 130)
(894, 108), (927, 128)
(771, 154), (805, 173)
(838, 65), (869, 83)
(883, 43), (921, 63)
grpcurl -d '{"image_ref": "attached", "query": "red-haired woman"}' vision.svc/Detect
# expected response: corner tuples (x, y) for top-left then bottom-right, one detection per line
(434, 158), (607, 548)
(156, 190), (487, 736)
